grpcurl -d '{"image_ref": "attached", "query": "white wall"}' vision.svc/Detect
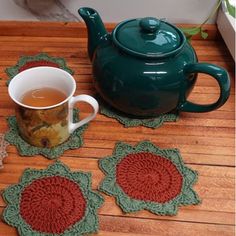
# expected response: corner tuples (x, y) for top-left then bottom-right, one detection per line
(0, 0), (37, 21)
(0, 0), (218, 23)
(68, 0), (218, 23)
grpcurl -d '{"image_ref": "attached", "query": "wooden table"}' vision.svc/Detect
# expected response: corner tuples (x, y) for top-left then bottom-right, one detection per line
(0, 22), (235, 236)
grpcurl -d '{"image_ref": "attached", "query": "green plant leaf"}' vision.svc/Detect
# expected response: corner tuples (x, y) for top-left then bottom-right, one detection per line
(225, 0), (236, 18)
(181, 27), (208, 40)
(200, 29), (208, 39)
(181, 27), (201, 36)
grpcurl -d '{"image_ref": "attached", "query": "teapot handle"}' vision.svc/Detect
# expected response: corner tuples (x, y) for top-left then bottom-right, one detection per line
(179, 63), (230, 112)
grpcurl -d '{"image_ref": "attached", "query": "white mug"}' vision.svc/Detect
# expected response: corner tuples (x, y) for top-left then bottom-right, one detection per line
(8, 66), (99, 148)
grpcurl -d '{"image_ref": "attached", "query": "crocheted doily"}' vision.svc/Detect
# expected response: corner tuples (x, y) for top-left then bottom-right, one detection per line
(6, 53), (73, 85)
(99, 141), (201, 215)
(4, 109), (87, 159)
(99, 98), (179, 129)
(0, 133), (9, 169)
(2, 161), (104, 236)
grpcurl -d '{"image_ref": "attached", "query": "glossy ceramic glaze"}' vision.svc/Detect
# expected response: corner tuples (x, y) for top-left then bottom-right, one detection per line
(79, 7), (230, 117)
(93, 39), (198, 117)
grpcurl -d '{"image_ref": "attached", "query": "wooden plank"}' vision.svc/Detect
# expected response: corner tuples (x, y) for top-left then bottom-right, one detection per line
(2, 144), (235, 167)
(0, 108), (234, 134)
(0, 117), (234, 145)
(98, 215), (234, 236)
(0, 21), (219, 40)
(0, 209), (234, 236)
(0, 45), (228, 57)
(0, 44), (229, 52)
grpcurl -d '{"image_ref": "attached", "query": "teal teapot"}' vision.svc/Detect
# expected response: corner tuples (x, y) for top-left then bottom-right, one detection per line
(79, 7), (230, 117)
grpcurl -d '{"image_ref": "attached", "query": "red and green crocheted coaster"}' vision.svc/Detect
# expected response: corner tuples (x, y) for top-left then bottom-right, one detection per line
(99, 141), (201, 215)
(4, 109), (87, 159)
(5, 52), (73, 85)
(2, 161), (104, 236)
(99, 99), (179, 129)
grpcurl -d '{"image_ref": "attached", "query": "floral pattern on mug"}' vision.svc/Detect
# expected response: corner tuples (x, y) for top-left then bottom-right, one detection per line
(16, 103), (69, 148)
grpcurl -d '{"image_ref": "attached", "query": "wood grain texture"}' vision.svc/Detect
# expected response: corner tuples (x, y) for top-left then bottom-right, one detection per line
(0, 22), (219, 40)
(0, 22), (235, 236)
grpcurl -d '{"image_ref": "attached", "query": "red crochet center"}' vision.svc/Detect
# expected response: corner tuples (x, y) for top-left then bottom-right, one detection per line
(116, 152), (183, 203)
(20, 176), (86, 234)
(19, 60), (59, 72)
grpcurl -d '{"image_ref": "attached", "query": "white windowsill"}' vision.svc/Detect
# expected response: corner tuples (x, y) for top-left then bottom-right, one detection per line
(216, 2), (235, 60)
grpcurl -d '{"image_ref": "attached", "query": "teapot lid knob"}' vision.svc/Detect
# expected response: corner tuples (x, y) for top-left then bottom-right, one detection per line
(139, 17), (160, 33)
(112, 16), (185, 58)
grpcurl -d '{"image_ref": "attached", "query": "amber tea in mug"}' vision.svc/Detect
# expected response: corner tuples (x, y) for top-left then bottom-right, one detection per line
(21, 87), (67, 107)
(8, 66), (99, 148)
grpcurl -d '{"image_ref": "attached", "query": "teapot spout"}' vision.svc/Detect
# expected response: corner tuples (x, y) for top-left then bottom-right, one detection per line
(78, 7), (108, 61)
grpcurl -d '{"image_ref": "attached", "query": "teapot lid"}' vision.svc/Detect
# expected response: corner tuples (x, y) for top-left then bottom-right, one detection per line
(112, 17), (185, 58)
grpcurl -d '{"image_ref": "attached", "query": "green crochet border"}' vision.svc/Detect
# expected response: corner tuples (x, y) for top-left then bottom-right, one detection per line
(2, 161), (104, 236)
(4, 109), (87, 159)
(99, 141), (201, 215)
(5, 52), (74, 85)
(99, 100), (179, 129)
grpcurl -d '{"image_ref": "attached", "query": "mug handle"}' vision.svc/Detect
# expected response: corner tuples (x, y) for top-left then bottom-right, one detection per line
(179, 63), (230, 112)
(68, 94), (99, 133)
